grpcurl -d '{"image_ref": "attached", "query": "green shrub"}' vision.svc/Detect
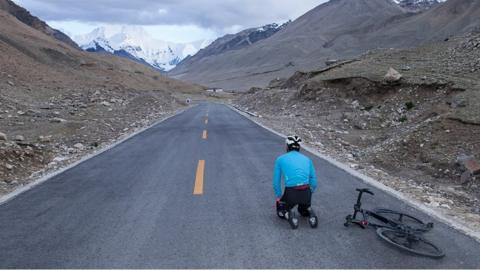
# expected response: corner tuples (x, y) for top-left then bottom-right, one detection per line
(405, 101), (415, 110)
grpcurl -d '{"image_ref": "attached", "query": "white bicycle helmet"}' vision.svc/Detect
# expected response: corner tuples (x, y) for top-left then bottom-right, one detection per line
(286, 135), (302, 148)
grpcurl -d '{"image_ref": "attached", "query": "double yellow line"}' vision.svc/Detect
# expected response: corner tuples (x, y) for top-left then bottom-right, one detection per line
(194, 113), (209, 195)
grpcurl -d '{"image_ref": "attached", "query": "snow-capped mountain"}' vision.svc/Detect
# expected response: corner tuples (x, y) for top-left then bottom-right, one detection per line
(392, 0), (446, 12)
(74, 26), (211, 71)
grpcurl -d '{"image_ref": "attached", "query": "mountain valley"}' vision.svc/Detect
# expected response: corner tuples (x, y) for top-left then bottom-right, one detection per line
(2, 0), (480, 240)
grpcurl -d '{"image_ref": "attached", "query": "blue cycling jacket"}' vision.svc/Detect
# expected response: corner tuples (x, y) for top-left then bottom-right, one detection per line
(273, 151), (318, 198)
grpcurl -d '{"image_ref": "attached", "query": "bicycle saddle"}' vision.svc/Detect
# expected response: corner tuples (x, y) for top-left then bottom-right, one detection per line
(356, 188), (374, 195)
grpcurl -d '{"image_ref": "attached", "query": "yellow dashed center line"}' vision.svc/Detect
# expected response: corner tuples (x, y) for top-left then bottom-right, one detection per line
(193, 160), (205, 195)
(194, 110), (209, 196)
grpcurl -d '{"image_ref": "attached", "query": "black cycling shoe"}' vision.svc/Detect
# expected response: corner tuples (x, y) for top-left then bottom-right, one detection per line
(306, 207), (318, 228)
(276, 201), (287, 219)
(285, 211), (299, 230)
(308, 216), (318, 228)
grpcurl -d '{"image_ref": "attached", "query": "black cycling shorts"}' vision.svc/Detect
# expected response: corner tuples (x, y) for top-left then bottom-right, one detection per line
(280, 186), (312, 211)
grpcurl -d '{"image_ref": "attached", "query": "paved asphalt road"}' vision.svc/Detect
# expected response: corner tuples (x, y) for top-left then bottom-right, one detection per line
(0, 103), (479, 268)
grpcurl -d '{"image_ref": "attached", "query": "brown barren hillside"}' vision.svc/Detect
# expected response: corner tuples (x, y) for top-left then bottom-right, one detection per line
(171, 0), (480, 91)
(0, 0), (78, 48)
(0, 7), (204, 194)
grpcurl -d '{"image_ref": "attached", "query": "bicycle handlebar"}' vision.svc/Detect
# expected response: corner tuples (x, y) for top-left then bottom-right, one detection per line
(356, 188), (374, 195)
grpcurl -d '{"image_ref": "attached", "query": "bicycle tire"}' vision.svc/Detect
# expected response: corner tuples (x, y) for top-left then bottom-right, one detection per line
(372, 209), (430, 231)
(377, 228), (445, 258)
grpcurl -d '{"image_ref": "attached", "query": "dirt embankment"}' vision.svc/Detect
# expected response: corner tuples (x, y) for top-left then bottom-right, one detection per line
(235, 33), (480, 230)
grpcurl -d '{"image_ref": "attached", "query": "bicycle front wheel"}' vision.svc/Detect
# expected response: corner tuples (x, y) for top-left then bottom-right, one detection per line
(377, 228), (445, 259)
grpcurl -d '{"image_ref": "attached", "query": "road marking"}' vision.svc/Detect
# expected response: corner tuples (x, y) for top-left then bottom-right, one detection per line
(194, 160), (205, 195)
(202, 130), (207, 139)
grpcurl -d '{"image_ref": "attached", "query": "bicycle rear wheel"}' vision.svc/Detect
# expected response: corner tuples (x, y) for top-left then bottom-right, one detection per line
(373, 209), (430, 231)
(377, 228), (445, 258)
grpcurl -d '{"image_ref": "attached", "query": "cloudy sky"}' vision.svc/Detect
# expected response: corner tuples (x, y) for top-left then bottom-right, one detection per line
(12, 0), (328, 43)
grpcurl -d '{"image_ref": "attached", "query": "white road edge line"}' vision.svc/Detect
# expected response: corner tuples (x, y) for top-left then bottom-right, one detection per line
(228, 104), (480, 243)
(0, 105), (196, 206)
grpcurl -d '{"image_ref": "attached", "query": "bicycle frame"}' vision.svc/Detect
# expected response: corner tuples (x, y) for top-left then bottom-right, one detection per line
(346, 189), (432, 233)
(347, 189), (393, 229)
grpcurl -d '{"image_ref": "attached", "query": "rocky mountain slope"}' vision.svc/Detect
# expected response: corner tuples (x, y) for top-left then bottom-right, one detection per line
(0, 4), (203, 194)
(234, 32), (480, 229)
(0, 0), (79, 49)
(75, 26), (210, 72)
(174, 22), (289, 73)
(170, 0), (479, 91)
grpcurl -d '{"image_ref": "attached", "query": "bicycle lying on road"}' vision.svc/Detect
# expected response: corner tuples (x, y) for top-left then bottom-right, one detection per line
(344, 188), (445, 258)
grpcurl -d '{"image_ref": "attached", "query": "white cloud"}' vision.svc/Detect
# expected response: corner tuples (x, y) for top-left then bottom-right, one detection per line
(13, 0), (326, 28)
(13, 0), (328, 43)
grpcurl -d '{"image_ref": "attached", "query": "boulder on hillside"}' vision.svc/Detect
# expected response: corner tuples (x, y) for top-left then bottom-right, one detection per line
(74, 143), (85, 150)
(462, 158), (480, 175)
(0, 132), (7, 141)
(384, 68), (403, 83)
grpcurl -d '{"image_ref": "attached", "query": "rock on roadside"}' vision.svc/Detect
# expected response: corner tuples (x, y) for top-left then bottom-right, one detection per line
(50, 117), (66, 123)
(73, 143), (85, 150)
